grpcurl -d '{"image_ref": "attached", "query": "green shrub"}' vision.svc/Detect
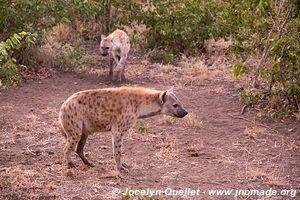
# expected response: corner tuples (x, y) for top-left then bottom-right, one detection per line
(0, 0), (105, 38)
(0, 0), (105, 80)
(239, 89), (262, 105)
(139, 0), (224, 54)
(271, 105), (298, 119)
(232, 63), (248, 77)
(134, 119), (149, 134)
(53, 44), (86, 70)
(228, 0), (299, 113)
(149, 50), (175, 64)
(0, 32), (36, 87)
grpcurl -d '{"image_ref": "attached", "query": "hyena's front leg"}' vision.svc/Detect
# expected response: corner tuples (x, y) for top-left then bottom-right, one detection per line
(109, 57), (114, 80)
(111, 131), (128, 173)
(115, 56), (127, 82)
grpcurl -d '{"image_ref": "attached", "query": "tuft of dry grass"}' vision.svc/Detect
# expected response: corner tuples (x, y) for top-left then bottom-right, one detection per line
(247, 168), (269, 181)
(160, 112), (202, 129)
(243, 126), (267, 139)
(155, 137), (178, 160)
(179, 58), (221, 86)
(187, 144), (203, 157)
(183, 112), (203, 129)
(264, 175), (289, 188)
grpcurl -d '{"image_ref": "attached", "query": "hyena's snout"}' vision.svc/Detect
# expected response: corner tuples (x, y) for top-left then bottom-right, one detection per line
(100, 47), (109, 56)
(176, 107), (188, 118)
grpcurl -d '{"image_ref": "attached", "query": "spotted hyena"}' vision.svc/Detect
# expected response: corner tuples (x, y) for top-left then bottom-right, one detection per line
(59, 86), (188, 173)
(99, 29), (130, 82)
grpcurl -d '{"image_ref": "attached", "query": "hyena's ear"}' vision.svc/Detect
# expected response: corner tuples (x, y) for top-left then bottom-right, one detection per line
(101, 34), (106, 40)
(166, 86), (174, 94)
(159, 91), (167, 105)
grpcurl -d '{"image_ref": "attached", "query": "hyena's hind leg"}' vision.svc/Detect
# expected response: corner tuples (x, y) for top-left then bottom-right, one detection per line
(76, 123), (94, 167)
(63, 129), (81, 169)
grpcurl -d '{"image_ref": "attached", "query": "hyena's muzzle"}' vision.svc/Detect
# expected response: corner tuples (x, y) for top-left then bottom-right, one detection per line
(100, 47), (109, 56)
(174, 106), (188, 118)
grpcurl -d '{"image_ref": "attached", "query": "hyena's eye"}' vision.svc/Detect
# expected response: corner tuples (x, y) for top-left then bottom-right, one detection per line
(173, 104), (178, 108)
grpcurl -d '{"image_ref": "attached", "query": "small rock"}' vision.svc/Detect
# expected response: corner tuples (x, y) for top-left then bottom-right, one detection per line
(47, 151), (55, 155)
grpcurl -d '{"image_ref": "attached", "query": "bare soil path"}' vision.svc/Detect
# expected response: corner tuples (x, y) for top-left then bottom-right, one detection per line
(0, 56), (299, 200)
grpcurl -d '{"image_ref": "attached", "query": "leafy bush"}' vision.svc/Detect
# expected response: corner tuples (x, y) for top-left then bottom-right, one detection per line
(0, 0), (106, 87)
(149, 50), (175, 64)
(232, 63), (248, 77)
(53, 44), (86, 70)
(239, 89), (262, 105)
(0, 32), (37, 86)
(139, 0), (225, 54)
(0, 0), (105, 39)
(227, 0), (299, 114)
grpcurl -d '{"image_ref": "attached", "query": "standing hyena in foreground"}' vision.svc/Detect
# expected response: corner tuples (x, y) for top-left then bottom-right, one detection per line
(59, 86), (188, 173)
(99, 29), (130, 82)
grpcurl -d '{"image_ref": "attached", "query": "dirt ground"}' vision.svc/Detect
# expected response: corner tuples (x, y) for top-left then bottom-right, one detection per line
(0, 47), (299, 200)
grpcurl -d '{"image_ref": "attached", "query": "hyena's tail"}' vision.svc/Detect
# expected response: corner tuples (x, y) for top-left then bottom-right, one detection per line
(60, 127), (67, 139)
(58, 121), (67, 139)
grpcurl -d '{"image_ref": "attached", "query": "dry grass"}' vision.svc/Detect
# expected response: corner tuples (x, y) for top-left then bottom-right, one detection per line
(183, 112), (203, 129)
(285, 140), (298, 151)
(264, 175), (289, 188)
(186, 143), (204, 157)
(247, 168), (269, 181)
(0, 166), (56, 199)
(43, 23), (73, 54)
(51, 23), (73, 43)
(160, 112), (202, 129)
(23, 113), (39, 132)
(243, 126), (267, 139)
(155, 136), (178, 160)
(247, 167), (288, 188)
(179, 58), (221, 86)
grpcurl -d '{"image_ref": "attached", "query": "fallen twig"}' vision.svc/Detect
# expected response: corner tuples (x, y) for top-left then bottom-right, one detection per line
(26, 142), (49, 156)
(241, 104), (251, 114)
(27, 145), (39, 156)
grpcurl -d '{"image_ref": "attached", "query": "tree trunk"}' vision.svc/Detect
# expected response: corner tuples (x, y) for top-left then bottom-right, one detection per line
(105, 0), (112, 35)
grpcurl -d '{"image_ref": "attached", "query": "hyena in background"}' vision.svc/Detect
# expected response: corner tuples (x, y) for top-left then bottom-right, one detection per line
(100, 29), (130, 82)
(59, 86), (188, 174)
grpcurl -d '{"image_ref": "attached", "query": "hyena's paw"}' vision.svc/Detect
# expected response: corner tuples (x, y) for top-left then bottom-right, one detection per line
(84, 161), (95, 167)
